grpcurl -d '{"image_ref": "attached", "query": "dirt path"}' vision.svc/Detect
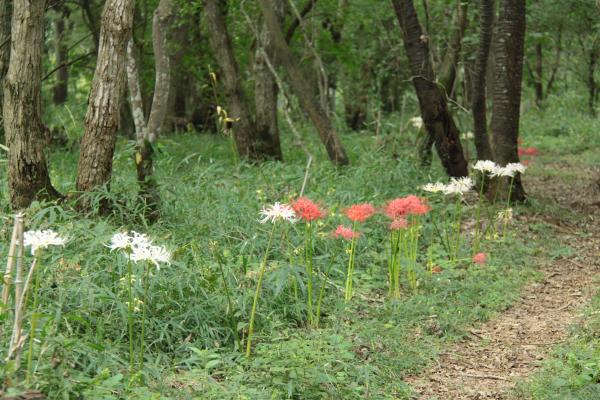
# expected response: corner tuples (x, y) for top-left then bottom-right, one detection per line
(405, 161), (600, 399)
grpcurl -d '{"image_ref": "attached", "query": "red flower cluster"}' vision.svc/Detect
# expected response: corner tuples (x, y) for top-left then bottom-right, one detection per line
(385, 195), (430, 219)
(389, 218), (408, 231)
(472, 252), (487, 265)
(291, 197), (325, 222)
(345, 203), (375, 223)
(518, 147), (538, 157)
(334, 225), (360, 241)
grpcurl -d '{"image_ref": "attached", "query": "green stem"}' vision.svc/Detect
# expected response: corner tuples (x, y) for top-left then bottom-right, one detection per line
(473, 176), (486, 254)
(127, 254), (135, 376)
(305, 222), (314, 324)
(452, 197), (463, 262)
(25, 255), (41, 385)
(246, 224), (277, 358)
(139, 263), (151, 376)
(503, 176), (516, 239)
(344, 222), (358, 302)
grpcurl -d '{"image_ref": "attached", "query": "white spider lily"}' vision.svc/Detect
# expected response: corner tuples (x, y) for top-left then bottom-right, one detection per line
(497, 208), (513, 223)
(421, 182), (446, 193)
(502, 162), (527, 177)
(473, 160), (500, 175)
(108, 232), (132, 251)
(410, 116), (423, 129)
(24, 230), (67, 255)
(259, 202), (297, 224)
(443, 177), (474, 196)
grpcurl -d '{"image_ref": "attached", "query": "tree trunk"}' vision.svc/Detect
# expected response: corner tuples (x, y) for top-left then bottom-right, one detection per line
(545, 25), (562, 97)
(253, 0), (284, 160)
(533, 41), (543, 108)
(391, 0), (468, 177)
(126, 0), (173, 221)
(52, 9), (69, 105)
(471, 0), (494, 162)
(258, 0), (349, 165)
(418, 0), (469, 166)
(0, 0), (11, 141)
(204, 0), (262, 160)
(3, 0), (60, 209)
(588, 48), (598, 116)
(76, 0), (134, 198)
(490, 0), (526, 202)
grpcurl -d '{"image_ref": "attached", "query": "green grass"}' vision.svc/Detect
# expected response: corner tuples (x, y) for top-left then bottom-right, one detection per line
(1, 92), (598, 398)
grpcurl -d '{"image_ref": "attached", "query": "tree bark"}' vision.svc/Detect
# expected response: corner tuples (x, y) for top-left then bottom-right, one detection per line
(533, 41), (543, 107)
(126, 0), (173, 220)
(545, 25), (562, 97)
(588, 48), (598, 116)
(391, 0), (468, 177)
(490, 0), (526, 202)
(258, 0), (349, 165)
(0, 0), (11, 140)
(52, 8), (69, 105)
(418, 0), (469, 165)
(76, 0), (134, 197)
(3, 0), (61, 209)
(253, 1), (284, 160)
(471, 0), (494, 162)
(204, 0), (262, 160)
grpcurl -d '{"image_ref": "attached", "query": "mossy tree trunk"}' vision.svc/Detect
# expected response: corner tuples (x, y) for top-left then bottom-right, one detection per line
(490, 0), (527, 202)
(3, 0), (61, 209)
(391, 0), (468, 177)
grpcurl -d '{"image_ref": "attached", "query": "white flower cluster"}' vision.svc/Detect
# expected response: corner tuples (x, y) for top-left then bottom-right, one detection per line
(24, 229), (67, 255)
(108, 231), (171, 269)
(422, 177), (474, 196)
(410, 116), (423, 129)
(473, 160), (526, 178)
(259, 202), (297, 224)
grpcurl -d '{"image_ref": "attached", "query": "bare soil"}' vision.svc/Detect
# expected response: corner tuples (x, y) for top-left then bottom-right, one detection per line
(405, 160), (600, 399)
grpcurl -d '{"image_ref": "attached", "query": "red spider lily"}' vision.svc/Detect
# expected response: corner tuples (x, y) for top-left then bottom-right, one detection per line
(291, 197), (325, 222)
(385, 195), (430, 219)
(334, 225), (360, 241)
(518, 147), (538, 157)
(345, 203), (375, 223)
(389, 218), (408, 230)
(472, 252), (487, 265)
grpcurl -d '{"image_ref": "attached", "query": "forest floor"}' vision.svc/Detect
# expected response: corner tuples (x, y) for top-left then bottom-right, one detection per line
(405, 155), (600, 399)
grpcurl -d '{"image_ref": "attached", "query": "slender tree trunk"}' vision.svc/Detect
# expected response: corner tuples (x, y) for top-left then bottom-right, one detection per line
(533, 41), (543, 107)
(0, 0), (11, 141)
(545, 25), (562, 97)
(76, 0), (134, 199)
(471, 0), (494, 162)
(490, 0), (526, 202)
(418, 0), (469, 165)
(588, 48), (598, 116)
(204, 0), (263, 160)
(253, 1), (284, 160)
(52, 9), (69, 105)
(3, 0), (61, 209)
(391, 0), (468, 177)
(126, 0), (172, 220)
(258, 0), (349, 165)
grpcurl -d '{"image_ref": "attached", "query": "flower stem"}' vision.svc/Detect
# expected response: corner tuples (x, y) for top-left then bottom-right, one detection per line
(246, 223), (277, 358)
(344, 222), (358, 302)
(25, 255), (41, 385)
(139, 263), (151, 376)
(127, 254), (135, 376)
(473, 176), (486, 254)
(305, 222), (314, 324)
